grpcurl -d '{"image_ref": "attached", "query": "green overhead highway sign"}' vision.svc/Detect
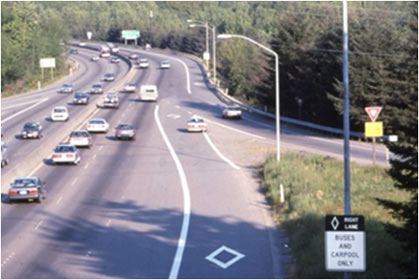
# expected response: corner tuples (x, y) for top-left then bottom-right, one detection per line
(122, 30), (140, 39)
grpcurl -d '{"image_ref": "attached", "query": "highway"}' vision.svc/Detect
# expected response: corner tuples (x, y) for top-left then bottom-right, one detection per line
(1, 44), (387, 278)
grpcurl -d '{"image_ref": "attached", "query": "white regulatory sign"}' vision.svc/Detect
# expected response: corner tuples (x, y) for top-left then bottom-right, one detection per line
(325, 215), (366, 272)
(39, 58), (56, 68)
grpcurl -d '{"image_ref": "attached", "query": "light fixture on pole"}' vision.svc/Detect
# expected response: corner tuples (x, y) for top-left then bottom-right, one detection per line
(218, 34), (280, 162)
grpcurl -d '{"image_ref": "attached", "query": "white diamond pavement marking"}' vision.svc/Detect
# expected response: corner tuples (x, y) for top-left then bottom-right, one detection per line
(205, 245), (245, 269)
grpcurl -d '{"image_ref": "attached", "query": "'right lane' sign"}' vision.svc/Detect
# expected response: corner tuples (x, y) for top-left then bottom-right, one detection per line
(325, 215), (366, 272)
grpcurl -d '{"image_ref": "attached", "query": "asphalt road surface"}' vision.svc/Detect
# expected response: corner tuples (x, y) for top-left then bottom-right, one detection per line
(1, 43), (388, 278)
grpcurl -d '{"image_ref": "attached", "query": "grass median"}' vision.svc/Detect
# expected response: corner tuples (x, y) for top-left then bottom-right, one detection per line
(260, 152), (410, 278)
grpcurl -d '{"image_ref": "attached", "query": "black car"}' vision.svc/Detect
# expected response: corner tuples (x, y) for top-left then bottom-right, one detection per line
(8, 177), (47, 203)
(73, 91), (90, 105)
(91, 83), (104, 94)
(70, 48), (78, 54)
(21, 122), (43, 139)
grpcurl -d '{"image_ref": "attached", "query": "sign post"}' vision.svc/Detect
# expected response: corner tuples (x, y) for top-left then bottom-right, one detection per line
(122, 30), (140, 46)
(325, 215), (366, 273)
(364, 106), (383, 165)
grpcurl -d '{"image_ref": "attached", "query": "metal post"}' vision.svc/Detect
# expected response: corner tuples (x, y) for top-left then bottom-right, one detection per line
(149, 11), (153, 47)
(212, 26), (217, 82)
(342, 1), (352, 277)
(372, 137), (376, 165)
(205, 23), (209, 68)
(275, 53), (280, 162)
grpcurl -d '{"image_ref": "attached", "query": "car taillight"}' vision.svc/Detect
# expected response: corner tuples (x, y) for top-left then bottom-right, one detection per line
(116, 130), (121, 134)
(29, 189), (38, 194)
(52, 154), (61, 158)
(9, 190), (17, 195)
(66, 154), (74, 158)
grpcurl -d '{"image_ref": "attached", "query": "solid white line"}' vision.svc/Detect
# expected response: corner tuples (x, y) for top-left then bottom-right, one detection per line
(155, 105), (191, 279)
(92, 154), (97, 159)
(2, 99), (43, 110)
(84, 163), (89, 169)
(206, 119), (266, 140)
(56, 196), (63, 205)
(1, 98), (49, 124)
(71, 177), (79, 185)
(203, 132), (241, 170)
(105, 220), (112, 227)
(99, 146), (104, 151)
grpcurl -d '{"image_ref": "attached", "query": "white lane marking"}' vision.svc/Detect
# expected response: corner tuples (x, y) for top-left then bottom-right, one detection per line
(2, 99), (43, 110)
(99, 146), (104, 151)
(56, 196), (63, 205)
(84, 163), (89, 169)
(71, 177), (79, 185)
(2, 252), (15, 266)
(175, 105), (181, 109)
(35, 220), (43, 230)
(155, 105), (191, 279)
(167, 113), (181, 119)
(105, 220), (112, 227)
(203, 132), (240, 170)
(92, 154), (97, 159)
(187, 111), (192, 115)
(1, 98), (49, 124)
(206, 119), (266, 140)
(205, 246), (245, 269)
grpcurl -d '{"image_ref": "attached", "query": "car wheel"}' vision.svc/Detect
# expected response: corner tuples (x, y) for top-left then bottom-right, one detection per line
(35, 196), (42, 203)
(131, 136), (136, 141)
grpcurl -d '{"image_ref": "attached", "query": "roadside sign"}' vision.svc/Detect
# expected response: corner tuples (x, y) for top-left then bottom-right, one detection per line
(325, 215), (366, 272)
(203, 51), (210, 61)
(39, 58), (56, 68)
(365, 106), (382, 122)
(122, 30), (140, 39)
(365, 122), (383, 137)
(87, 31), (92, 40)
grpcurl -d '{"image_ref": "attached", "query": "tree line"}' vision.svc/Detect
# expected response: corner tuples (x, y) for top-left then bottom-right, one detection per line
(1, 2), (417, 277)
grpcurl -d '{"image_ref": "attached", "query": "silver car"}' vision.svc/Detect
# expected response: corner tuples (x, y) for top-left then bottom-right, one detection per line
(51, 144), (81, 165)
(8, 177), (46, 203)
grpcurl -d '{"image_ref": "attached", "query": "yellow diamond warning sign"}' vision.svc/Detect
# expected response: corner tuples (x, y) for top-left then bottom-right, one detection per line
(365, 122), (383, 137)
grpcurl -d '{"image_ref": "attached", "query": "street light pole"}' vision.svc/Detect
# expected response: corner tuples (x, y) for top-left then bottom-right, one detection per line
(218, 34), (280, 162)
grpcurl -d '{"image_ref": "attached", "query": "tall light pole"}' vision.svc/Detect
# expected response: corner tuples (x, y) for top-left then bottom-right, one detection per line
(218, 34), (280, 162)
(187, 19), (217, 83)
(149, 11), (153, 47)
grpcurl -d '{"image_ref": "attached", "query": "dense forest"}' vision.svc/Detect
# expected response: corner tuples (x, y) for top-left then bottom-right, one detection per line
(2, 2), (417, 276)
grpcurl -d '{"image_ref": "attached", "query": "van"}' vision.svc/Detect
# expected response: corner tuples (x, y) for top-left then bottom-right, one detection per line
(139, 85), (158, 102)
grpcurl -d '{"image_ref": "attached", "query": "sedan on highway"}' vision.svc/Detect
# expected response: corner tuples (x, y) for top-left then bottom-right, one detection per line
(51, 144), (81, 165)
(70, 48), (78, 54)
(104, 73), (115, 82)
(103, 93), (119, 109)
(21, 122), (43, 139)
(138, 58), (149, 69)
(59, 84), (73, 93)
(87, 118), (109, 133)
(110, 56), (120, 63)
(187, 116), (207, 132)
(222, 105), (242, 119)
(100, 51), (110, 58)
(129, 53), (138, 60)
(51, 106), (69, 122)
(160, 60), (171, 69)
(8, 177), (46, 203)
(123, 82), (136, 93)
(78, 42), (87, 47)
(73, 91), (90, 105)
(69, 130), (92, 148)
(115, 123), (135, 140)
(91, 55), (100, 61)
(90, 83), (104, 94)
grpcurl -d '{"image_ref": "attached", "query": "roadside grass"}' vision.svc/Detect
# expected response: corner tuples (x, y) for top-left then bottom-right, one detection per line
(260, 152), (410, 278)
(2, 62), (73, 98)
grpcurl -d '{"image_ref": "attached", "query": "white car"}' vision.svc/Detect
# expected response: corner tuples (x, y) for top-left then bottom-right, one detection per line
(187, 116), (207, 132)
(51, 144), (81, 165)
(222, 105), (242, 119)
(111, 47), (119, 53)
(91, 56), (100, 61)
(138, 58), (149, 69)
(160, 60), (171, 69)
(139, 85), (158, 101)
(100, 51), (110, 58)
(86, 118), (109, 133)
(78, 42), (87, 47)
(129, 53), (138, 60)
(68, 130), (92, 148)
(51, 106), (69, 122)
(123, 83), (136, 93)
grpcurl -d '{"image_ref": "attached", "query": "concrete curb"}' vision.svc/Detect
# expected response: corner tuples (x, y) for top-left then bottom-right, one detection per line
(1, 59), (137, 193)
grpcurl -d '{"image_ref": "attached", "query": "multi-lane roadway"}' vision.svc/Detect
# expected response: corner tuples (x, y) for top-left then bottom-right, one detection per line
(1, 43), (387, 278)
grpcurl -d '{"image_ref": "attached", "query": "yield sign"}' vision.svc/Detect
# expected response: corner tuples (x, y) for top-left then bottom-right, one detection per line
(365, 106), (382, 122)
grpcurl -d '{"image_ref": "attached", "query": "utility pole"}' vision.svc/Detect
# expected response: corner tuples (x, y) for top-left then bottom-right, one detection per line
(149, 11), (153, 47)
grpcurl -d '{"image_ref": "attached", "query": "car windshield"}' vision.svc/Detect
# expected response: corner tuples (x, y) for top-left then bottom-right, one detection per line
(228, 106), (240, 110)
(13, 178), (37, 188)
(75, 92), (85, 97)
(140, 58), (148, 62)
(145, 89), (155, 93)
(90, 120), (104, 124)
(126, 83), (135, 87)
(105, 73), (113, 77)
(62, 84), (71, 88)
(55, 145), (75, 153)
(71, 131), (88, 137)
(117, 124), (133, 129)
(190, 118), (203, 123)
(24, 123), (38, 129)
(54, 108), (66, 113)
(93, 84), (102, 88)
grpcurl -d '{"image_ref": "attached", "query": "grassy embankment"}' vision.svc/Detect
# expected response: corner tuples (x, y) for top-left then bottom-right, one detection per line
(2, 60), (75, 98)
(261, 153), (410, 278)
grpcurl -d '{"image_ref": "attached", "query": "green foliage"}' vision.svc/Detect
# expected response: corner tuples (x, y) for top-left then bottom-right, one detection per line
(261, 153), (410, 278)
